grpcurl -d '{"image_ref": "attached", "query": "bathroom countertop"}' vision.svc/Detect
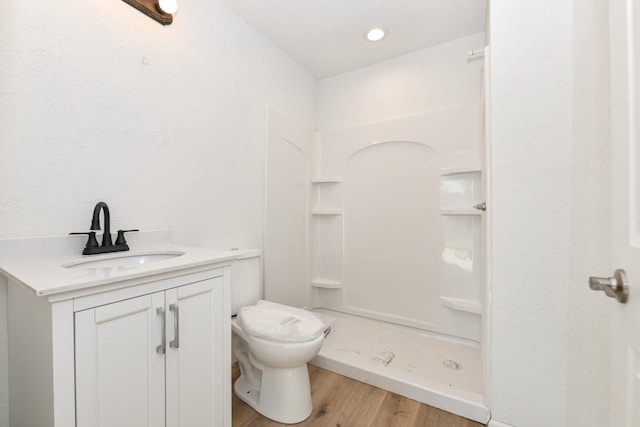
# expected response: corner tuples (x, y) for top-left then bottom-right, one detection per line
(0, 231), (259, 298)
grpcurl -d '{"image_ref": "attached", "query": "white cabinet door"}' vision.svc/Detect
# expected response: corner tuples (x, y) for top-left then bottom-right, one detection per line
(75, 292), (166, 427)
(165, 277), (225, 427)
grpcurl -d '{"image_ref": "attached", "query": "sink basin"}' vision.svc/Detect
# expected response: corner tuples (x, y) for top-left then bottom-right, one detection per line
(62, 251), (185, 269)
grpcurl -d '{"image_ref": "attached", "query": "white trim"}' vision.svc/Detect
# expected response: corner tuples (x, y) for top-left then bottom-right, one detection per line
(310, 279), (342, 289)
(311, 177), (343, 183)
(263, 106), (271, 300)
(488, 419), (516, 427)
(440, 296), (482, 314)
(482, 44), (494, 408)
(440, 167), (482, 176)
(51, 300), (75, 427)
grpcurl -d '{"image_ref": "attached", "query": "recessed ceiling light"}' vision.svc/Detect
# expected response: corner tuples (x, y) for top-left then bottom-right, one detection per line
(365, 28), (387, 42)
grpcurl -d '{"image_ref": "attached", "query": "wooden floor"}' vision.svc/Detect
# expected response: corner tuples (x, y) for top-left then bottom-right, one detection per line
(232, 364), (485, 427)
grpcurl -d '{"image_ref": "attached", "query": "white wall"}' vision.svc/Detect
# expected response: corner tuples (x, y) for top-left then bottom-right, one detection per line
(317, 33), (485, 130)
(0, 0), (315, 246)
(489, 1), (611, 426)
(0, 0), (316, 424)
(264, 110), (314, 308)
(490, 3), (572, 424)
(567, 0), (611, 425)
(0, 2), (614, 425)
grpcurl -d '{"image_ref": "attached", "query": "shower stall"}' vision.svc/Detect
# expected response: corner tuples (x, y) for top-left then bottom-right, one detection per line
(264, 34), (489, 423)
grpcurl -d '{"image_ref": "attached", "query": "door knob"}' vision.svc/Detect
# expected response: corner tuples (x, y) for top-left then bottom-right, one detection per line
(589, 269), (629, 303)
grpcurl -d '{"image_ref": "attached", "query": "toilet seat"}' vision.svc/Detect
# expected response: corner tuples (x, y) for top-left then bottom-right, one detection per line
(237, 300), (328, 343)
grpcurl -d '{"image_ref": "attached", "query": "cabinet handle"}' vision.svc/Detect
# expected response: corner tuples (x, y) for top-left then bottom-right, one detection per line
(156, 307), (166, 354)
(169, 304), (180, 349)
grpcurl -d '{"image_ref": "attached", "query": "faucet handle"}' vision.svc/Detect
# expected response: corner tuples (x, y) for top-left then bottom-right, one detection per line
(115, 229), (139, 246)
(70, 232), (99, 248)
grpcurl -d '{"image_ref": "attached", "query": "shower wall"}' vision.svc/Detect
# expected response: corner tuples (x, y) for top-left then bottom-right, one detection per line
(313, 33), (486, 341)
(311, 108), (483, 340)
(317, 33), (486, 129)
(264, 110), (314, 308)
(265, 33), (485, 341)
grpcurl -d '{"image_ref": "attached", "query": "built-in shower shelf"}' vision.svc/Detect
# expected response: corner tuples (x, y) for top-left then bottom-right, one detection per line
(312, 210), (343, 215)
(440, 167), (481, 176)
(312, 177), (343, 183)
(440, 209), (482, 216)
(311, 279), (343, 289)
(440, 297), (482, 314)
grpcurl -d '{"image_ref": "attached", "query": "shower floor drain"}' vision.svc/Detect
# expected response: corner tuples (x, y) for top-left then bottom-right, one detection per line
(443, 359), (463, 371)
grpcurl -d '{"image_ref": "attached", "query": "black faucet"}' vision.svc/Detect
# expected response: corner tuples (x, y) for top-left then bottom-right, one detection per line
(70, 202), (139, 255)
(91, 201), (113, 247)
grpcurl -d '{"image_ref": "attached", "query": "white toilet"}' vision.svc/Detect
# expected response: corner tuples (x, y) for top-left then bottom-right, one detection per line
(231, 252), (328, 424)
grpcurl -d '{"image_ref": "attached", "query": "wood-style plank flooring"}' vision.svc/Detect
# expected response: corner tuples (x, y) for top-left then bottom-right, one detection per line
(232, 364), (485, 427)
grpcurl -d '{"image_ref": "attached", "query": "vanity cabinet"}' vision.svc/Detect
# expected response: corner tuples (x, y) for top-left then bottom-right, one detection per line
(75, 277), (225, 427)
(7, 265), (231, 427)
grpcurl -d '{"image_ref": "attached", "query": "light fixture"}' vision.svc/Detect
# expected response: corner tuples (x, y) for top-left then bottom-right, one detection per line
(121, 0), (176, 25)
(365, 28), (387, 42)
(157, 0), (178, 14)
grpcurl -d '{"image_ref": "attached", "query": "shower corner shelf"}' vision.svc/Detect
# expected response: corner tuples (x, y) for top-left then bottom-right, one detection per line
(440, 167), (481, 176)
(311, 279), (343, 289)
(440, 297), (482, 314)
(312, 210), (343, 215)
(440, 208), (482, 216)
(312, 177), (343, 183)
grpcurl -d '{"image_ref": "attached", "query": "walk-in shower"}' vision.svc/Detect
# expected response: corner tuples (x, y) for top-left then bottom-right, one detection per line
(264, 33), (489, 423)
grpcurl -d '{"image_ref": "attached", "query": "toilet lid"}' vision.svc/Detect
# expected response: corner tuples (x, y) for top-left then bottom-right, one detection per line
(237, 300), (328, 343)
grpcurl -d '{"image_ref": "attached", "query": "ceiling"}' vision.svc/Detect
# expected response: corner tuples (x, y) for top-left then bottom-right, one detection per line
(222, 0), (487, 79)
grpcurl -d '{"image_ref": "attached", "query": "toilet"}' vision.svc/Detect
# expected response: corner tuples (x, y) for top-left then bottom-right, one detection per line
(231, 251), (328, 424)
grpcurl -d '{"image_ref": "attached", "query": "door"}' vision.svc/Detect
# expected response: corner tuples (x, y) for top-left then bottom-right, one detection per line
(165, 277), (225, 427)
(75, 292), (166, 427)
(610, 0), (640, 425)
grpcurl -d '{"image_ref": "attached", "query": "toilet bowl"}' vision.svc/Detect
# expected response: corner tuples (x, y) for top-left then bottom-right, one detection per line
(232, 300), (328, 424)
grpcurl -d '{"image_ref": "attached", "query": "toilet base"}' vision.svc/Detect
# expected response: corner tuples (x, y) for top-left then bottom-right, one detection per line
(234, 363), (313, 424)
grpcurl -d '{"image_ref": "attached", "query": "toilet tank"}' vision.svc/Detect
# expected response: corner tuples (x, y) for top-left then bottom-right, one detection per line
(231, 250), (263, 316)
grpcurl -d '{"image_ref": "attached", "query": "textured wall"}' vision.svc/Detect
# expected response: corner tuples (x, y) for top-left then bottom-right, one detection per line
(0, 0), (315, 246)
(490, 1), (572, 424)
(0, 0), (316, 423)
(567, 0), (612, 425)
(489, 1), (611, 426)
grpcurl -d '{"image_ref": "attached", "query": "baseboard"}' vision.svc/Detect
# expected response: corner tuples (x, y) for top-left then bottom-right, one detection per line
(488, 420), (516, 427)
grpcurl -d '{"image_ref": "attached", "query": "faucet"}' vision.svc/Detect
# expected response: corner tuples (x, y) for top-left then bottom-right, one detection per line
(70, 202), (138, 255)
(91, 201), (113, 247)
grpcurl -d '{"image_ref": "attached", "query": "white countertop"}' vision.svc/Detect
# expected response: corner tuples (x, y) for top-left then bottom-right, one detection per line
(0, 231), (258, 297)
